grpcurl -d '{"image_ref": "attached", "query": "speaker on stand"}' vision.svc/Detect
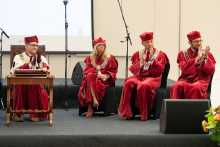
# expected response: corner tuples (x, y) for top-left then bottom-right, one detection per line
(71, 61), (86, 85)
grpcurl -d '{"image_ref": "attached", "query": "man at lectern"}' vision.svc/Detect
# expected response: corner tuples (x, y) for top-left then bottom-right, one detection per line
(10, 35), (51, 122)
(170, 31), (216, 99)
(119, 32), (169, 121)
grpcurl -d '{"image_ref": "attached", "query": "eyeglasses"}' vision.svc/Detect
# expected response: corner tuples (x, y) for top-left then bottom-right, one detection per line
(97, 44), (105, 47)
(191, 40), (203, 44)
(27, 44), (38, 47)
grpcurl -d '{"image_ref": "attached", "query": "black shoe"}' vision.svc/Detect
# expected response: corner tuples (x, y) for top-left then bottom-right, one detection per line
(13, 115), (24, 122)
(126, 116), (135, 120)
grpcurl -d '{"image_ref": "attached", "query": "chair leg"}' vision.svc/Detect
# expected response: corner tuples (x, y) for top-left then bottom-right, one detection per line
(10, 100), (13, 120)
(153, 115), (157, 120)
(79, 105), (88, 116)
(10, 106), (13, 120)
(0, 98), (5, 111)
(79, 105), (82, 116)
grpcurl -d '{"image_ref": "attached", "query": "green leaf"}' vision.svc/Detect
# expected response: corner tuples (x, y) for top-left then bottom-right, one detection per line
(216, 122), (220, 129)
(214, 129), (219, 135)
(206, 116), (216, 129)
(205, 106), (213, 118)
(210, 128), (217, 134)
(218, 136), (220, 141)
(211, 135), (218, 141)
(205, 112), (212, 118)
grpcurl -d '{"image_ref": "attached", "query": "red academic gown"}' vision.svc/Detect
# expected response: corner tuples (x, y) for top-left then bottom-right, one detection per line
(119, 48), (169, 121)
(78, 54), (118, 107)
(170, 47), (216, 99)
(12, 52), (51, 119)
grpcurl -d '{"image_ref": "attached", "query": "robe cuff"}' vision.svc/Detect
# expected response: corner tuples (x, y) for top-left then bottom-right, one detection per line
(195, 60), (198, 64)
(140, 62), (143, 68)
(201, 58), (214, 74)
(129, 61), (141, 76)
(148, 59), (154, 65)
(29, 63), (32, 69)
(39, 61), (44, 69)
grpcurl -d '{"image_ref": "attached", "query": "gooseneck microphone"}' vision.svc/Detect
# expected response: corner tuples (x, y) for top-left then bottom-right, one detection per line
(0, 28), (9, 38)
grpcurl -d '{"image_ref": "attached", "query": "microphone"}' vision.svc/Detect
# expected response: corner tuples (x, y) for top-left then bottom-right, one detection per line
(63, 0), (68, 5)
(0, 28), (9, 38)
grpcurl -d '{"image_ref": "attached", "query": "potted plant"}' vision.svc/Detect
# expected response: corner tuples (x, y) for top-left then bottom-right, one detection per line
(202, 106), (220, 146)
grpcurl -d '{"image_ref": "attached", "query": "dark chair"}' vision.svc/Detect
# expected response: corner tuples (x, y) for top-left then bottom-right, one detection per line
(79, 83), (118, 117)
(130, 62), (170, 120)
(206, 75), (213, 100)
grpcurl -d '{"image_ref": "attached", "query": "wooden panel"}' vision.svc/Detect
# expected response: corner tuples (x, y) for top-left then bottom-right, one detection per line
(10, 45), (46, 68)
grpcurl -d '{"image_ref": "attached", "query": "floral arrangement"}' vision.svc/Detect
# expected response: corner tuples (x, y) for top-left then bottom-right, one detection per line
(202, 106), (220, 146)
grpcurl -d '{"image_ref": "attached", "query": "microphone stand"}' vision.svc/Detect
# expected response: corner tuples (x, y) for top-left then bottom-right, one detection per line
(63, 0), (68, 111)
(117, 0), (132, 78)
(0, 29), (9, 111)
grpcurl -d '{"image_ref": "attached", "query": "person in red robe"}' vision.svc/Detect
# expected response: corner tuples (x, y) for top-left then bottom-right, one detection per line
(78, 37), (118, 117)
(10, 35), (51, 122)
(170, 31), (216, 99)
(119, 32), (169, 121)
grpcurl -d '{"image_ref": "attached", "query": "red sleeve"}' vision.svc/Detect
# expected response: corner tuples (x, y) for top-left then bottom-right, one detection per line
(18, 63), (30, 69)
(177, 51), (197, 75)
(148, 51), (169, 75)
(43, 62), (50, 70)
(106, 55), (118, 85)
(83, 55), (97, 76)
(200, 58), (215, 75)
(200, 52), (216, 75)
(129, 51), (141, 76)
(207, 52), (216, 64)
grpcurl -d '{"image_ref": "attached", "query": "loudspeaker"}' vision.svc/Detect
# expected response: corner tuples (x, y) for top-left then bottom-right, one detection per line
(160, 99), (210, 134)
(71, 61), (86, 85)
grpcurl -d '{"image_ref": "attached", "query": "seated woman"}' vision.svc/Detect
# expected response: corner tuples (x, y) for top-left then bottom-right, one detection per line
(78, 37), (118, 117)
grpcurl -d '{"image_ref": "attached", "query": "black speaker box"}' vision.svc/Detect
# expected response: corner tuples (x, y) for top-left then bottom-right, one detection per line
(71, 61), (86, 85)
(160, 99), (210, 134)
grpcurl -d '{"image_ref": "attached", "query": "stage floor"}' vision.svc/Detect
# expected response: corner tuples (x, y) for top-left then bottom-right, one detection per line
(0, 108), (217, 147)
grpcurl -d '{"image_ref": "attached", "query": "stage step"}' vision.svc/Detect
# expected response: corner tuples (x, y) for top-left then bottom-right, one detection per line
(0, 109), (215, 147)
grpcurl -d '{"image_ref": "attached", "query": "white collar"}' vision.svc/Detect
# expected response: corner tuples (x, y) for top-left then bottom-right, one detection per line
(190, 47), (196, 53)
(25, 52), (34, 57)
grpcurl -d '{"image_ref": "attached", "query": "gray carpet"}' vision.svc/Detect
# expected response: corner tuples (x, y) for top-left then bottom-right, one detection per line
(0, 109), (217, 147)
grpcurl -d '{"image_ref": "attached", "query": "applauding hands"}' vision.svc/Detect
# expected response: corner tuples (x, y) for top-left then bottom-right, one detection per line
(31, 55), (36, 66)
(195, 45), (210, 63)
(31, 49), (42, 67)
(37, 49), (42, 64)
(204, 45), (210, 59)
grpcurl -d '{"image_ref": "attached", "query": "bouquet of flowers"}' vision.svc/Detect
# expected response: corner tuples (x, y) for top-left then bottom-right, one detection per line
(202, 106), (220, 146)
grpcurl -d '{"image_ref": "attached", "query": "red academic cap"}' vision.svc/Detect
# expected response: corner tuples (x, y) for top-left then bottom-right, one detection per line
(92, 37), (106, 46)
(140, 32), (154, 42)
(187, 31), (201, 41)
(24, 35), (38, 44)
